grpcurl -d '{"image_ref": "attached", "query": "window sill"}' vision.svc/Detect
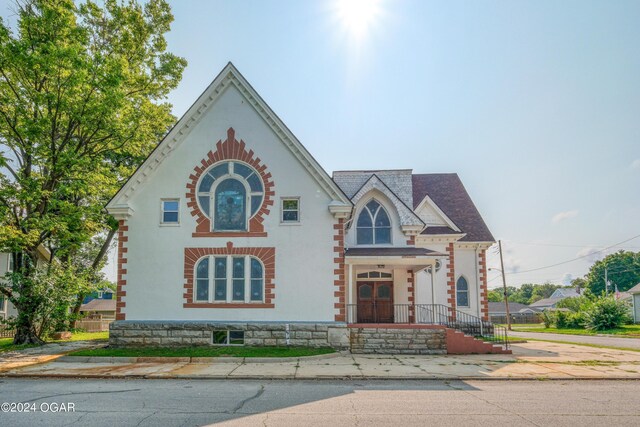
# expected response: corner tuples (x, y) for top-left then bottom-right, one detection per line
(279, 222), (301, 226)
(159, 223), (181, 227)
(192, 232), (268, 238)
(183, 303), (274, 308)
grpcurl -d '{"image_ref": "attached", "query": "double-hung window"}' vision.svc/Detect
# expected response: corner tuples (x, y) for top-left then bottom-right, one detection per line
(195, 255), (264, 304)
(281, 198), (300, 223)
(161, 199), (180, 224)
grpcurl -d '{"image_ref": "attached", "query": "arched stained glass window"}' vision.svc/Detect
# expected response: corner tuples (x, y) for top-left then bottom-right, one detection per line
(196, 161), (264, 231)
(356, 200), (391, 244)
(456, 277), (469, 307)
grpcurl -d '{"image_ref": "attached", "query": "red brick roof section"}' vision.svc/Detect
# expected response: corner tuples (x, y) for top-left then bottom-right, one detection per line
(412, 174), (495, 242)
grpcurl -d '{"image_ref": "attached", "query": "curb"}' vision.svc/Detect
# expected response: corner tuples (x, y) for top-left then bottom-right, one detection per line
(3, 372), (640, 381)
(56, 351), (344, 364)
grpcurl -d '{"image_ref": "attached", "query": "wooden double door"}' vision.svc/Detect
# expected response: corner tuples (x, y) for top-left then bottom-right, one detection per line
(357, 281), (394, 323)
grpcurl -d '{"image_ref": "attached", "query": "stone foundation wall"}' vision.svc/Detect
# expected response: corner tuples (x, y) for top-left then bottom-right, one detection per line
(109, 321), (350, 349)
(349, 326), (447, 354)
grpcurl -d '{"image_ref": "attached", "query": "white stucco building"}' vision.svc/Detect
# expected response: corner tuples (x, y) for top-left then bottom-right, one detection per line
(106, 63), (503, 353)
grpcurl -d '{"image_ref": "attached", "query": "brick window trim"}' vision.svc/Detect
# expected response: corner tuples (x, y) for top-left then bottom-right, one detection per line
(183, 242), (275, 308)
(115, 220), (128, 321)
(185, 127), (275, 238)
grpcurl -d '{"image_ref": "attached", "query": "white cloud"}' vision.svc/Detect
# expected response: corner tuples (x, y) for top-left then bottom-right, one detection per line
(561, 273), (574, 286)
(552, 210), (579, 224)
(632, 159), (640, 170)
(576, 246), (606, 264)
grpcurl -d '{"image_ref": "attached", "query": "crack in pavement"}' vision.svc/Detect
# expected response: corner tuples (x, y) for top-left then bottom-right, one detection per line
(445, 381), (541, 426)
(21, 388), (143, 403)
(232, 384), (265, 414)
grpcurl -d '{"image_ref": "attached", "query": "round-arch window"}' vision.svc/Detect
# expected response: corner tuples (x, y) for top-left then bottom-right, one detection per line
(196, 161), (264, 231)
(359, 284), (373, 299)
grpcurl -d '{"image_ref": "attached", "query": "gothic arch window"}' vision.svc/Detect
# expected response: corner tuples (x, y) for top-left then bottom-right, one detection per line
(456, 276), (469, 307)
(357, 199), (391, 245)
(196, 161), (264, 232)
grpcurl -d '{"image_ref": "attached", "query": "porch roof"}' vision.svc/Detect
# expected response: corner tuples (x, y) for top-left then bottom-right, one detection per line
(345, 247), (446, 257)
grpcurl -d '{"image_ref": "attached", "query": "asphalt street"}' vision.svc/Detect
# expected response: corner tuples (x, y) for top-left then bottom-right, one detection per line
(0, 378), (639, 426)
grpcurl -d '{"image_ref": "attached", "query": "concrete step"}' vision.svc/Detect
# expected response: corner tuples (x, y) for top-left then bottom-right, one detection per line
(446, 329), (511, 354)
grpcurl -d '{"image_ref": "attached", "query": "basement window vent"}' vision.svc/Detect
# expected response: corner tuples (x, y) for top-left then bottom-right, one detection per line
(212, 330), (245, 346)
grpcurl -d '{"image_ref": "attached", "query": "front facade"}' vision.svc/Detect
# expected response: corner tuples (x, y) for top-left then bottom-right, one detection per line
(106, 63), (500, 353)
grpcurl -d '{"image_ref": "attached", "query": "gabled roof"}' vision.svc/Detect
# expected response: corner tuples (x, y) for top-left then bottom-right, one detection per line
(412, 174), (494, 242)
(627, 283), (640, 294)
(107, 62), (351, 214)
(81, 299), (117, 312)
(333, 170), (414, 207)
(343, 173), (424, 228)
(488, 302), (528, 314)
(529, 297), (563, 308)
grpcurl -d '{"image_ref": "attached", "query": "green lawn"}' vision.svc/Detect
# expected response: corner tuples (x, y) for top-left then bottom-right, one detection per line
(0, 338), (39, 353)
(509, 324), (640, 337)
(71, 346), (336, 358)
(0, 331), (109, 353)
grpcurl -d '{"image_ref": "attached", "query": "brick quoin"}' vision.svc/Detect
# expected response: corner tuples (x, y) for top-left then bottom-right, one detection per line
(115, 220), (128, 321)
(183, 243), (276, 308)
(479, 249), (489, 321)
(185, 127), (275, 238)
(446, 242), (456, 320)
(407, 270), (415, 323)
(334, 218), (346, 322)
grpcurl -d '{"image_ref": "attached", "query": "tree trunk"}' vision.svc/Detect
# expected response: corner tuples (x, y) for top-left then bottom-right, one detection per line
(13, 313), (44, 345)
(70, 227), (117, 329)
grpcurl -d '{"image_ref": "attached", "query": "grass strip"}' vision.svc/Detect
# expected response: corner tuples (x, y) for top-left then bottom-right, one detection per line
(70, 345), (336, 358)
(519, 337), (640, 353)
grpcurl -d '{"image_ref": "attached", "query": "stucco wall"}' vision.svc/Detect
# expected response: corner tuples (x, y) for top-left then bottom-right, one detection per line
(120, 85), (338, 322)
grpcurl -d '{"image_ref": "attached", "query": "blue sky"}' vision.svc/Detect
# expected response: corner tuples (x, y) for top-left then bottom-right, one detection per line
(2, 0), (639, 288)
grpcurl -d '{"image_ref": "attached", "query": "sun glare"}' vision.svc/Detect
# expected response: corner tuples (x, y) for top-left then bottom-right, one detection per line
(334, 0), (383, 41)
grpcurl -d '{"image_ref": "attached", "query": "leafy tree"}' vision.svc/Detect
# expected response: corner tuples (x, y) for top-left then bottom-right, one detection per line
(0, 0), (186, 344)
(487, 289), (503, 302)
(585, 251), (640, 295)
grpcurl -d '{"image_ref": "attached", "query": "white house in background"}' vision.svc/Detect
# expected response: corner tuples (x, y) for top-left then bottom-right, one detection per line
(106, 63), (502, 353)
(1, 249), (51, 321)
(629, 283), (640, 323)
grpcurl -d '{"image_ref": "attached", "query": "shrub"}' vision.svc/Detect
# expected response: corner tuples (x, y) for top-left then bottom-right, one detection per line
(541, 310), (554, 328)
(583, 296), (631, 331)
(555, 310), (569, 328)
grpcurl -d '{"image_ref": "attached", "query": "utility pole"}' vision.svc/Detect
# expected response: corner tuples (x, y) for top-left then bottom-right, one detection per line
(605, 268), (608, 295)
(498, 240), (512, 331)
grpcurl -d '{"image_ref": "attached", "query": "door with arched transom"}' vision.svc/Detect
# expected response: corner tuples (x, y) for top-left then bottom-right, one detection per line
(357, 281), (394, 323)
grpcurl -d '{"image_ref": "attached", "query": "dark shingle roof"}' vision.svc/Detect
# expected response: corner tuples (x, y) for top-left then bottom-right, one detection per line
(488, 302), (528, 314)
(421, 226), (463, 235)
(412, 174), (494, 242)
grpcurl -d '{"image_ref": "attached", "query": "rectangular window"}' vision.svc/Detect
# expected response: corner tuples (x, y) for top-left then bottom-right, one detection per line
(212, 330), (244, 346)
(161, 199), (180, 224)
(214, 257), (227, 301)
(232, 257), (245, 301)
(281, 198), (300, 223)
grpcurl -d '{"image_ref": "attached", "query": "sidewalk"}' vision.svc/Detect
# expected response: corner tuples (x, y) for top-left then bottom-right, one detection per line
(0, 340), (104, 373)
(2, 341), (640, 380)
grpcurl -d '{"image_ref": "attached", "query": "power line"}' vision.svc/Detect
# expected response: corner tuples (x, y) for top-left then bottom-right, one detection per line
(505, 241), (640, 249)
(506, 234), (640, 275)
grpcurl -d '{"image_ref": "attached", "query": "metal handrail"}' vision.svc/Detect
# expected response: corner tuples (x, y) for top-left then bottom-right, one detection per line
(346, 303), (509, 350)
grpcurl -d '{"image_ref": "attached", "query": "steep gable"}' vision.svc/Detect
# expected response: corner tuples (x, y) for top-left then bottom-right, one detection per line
(107, 62), (350, 216)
